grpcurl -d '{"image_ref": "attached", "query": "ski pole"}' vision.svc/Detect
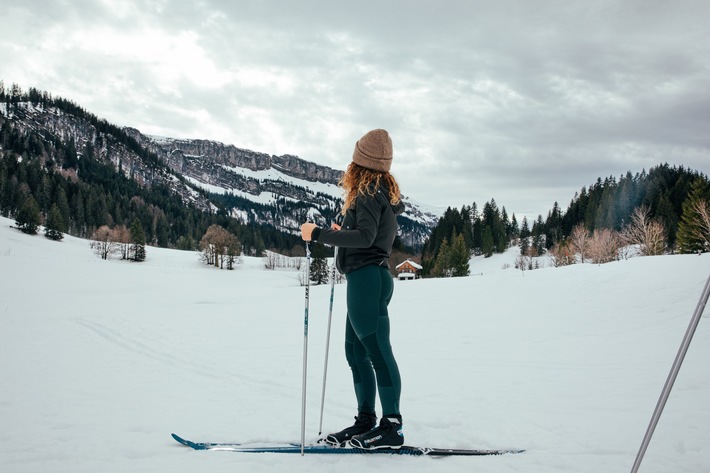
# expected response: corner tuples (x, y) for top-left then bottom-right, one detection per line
(630, 271), (710, 473)
(300, 242), (312, 456)
(318, 246), (338, 436)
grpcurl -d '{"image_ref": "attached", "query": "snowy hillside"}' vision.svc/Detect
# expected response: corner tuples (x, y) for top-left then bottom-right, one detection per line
(1, 216), (709, 473)
(1, 100), (440, 247)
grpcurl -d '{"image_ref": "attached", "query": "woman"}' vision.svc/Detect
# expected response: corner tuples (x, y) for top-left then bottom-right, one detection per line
(301, 129), (406, 449)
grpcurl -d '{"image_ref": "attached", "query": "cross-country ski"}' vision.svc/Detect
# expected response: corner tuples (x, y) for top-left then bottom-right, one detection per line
(171, 433), (524, 456)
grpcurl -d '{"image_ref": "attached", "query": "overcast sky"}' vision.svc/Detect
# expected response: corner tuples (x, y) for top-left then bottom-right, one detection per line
(2, 0), (709, 220)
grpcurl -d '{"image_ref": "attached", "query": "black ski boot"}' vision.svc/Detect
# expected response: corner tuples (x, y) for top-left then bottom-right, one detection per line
(349, 415), (404, 449)
(324, 412), (377, 446)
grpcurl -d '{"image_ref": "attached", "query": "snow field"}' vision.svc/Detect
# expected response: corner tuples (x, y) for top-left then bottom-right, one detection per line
(1, 216), (708, 473)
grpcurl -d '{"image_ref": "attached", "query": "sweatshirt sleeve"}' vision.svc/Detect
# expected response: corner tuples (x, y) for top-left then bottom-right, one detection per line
(314, 193), (381, 248)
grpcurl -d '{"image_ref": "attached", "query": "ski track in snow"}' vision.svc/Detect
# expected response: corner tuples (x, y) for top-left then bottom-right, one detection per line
(75, 318), (221, 380)
(73, 317), (298, 395)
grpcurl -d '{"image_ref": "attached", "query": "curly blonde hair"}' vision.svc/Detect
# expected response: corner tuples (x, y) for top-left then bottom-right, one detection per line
(339, 162), (401, 215)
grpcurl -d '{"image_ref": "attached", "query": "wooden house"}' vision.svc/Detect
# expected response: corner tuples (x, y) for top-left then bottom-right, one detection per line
(395, 259), (422, 280)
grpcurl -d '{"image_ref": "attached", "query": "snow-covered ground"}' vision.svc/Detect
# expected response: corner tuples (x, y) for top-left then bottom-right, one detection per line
(1, 216), (708, 473)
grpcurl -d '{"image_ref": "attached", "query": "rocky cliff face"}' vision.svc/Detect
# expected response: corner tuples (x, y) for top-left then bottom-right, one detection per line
(129, 131), (342, 185)
(125, 130), (345, 207)
(271, 153), (342, 184)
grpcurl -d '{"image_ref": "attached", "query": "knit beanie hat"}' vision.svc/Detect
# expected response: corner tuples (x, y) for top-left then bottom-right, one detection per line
(352, 129), (393, 173)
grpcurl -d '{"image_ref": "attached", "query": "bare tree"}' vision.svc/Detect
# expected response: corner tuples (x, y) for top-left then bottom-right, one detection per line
(620, 206), (667, 256)
(515, 254), (532, 272)
(114, 225), (131, 260)
(200, 225), (223, 267)
(90, 225), (118, 260)
(199, 240), (217, 267)
(264, 250), (286, 270)
(224, 233), (241, 270)
(569, 224), (591, 263)
(588, 228), (620, 264)
(199, 225), (241, 269)
(548, 241), (575, 267)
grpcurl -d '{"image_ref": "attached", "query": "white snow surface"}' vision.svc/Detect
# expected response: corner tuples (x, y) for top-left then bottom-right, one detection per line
(1, 216), (709, 473)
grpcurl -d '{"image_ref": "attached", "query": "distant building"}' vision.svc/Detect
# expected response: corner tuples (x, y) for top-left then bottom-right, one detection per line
(395, 259), (422, 280)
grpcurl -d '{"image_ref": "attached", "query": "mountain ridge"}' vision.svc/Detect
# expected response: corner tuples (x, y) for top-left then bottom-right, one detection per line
(0, 86), (436, 248)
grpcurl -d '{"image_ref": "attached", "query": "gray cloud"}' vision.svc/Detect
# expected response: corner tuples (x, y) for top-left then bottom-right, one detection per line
(2, 0), (709, 220)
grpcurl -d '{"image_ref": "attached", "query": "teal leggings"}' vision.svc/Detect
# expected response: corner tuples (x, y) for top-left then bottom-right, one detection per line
(344, 265), (401, 416)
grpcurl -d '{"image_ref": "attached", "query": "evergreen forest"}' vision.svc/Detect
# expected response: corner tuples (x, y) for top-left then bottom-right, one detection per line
(421, 165), (710, 277)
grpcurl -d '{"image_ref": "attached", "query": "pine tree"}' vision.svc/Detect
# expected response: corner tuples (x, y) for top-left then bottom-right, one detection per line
(54, 186), (71, 230)
(44, 203), (65, 241)
(431, 238), (451, 277)
(0, 170), (14, 217)
(676, 179), (710, 253)
(71, 190), (86, 237)
(155, 213), (170, 248)
(545, 202), (563, 249)
(130, 219), (147, 262)
(62, 137), (79, 169)
(176, 235), (195, 251)
(449, 232), (470, 277)
(531, 215), (546, 255)
(471, 202), (483, 255)
(15, 195), (41, 234)
(482, 226), (495, 258)
(519, 217), (531, 255)
(510, 214), (520, 240)
(594, 177), (619, 230)
(461, 205), (475, 250)
(309, 243), (329, 285)
(429, 231), (470, 278)
(494, 217), (508, 253)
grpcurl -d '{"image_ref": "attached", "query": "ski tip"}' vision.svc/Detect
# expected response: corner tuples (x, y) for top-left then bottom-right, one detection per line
(171, 433), (188, 445)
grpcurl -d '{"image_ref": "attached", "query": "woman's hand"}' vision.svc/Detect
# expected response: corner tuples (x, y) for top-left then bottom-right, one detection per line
(331, 223), (341, 231)
(301, 222), (317, 241)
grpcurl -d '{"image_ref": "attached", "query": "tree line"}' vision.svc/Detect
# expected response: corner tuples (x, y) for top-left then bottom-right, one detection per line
(543, 165), (708, 249)
(421, 199), (519, 277)
(421, 165), (710, 277)
(542, 178), (710, 268)
(527, 165), (710, 264)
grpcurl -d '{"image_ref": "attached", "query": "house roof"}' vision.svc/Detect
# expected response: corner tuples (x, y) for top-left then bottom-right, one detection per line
(395, 259), (423, 270)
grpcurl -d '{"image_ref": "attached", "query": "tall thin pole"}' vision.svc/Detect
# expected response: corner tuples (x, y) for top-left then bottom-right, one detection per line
(318, 246), (338, 436)
(300, 243), (312, 456)
(630, 271), (710, 473)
